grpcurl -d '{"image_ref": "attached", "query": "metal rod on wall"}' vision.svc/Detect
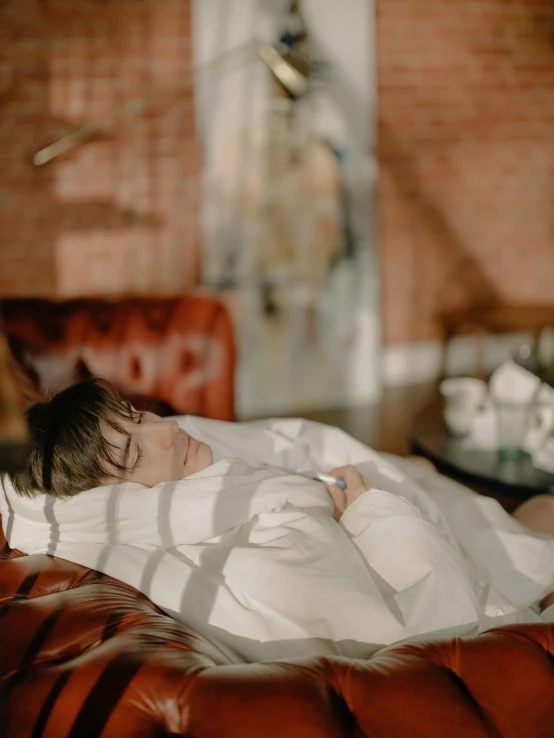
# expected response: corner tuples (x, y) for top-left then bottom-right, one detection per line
(33, 42), (309, 166)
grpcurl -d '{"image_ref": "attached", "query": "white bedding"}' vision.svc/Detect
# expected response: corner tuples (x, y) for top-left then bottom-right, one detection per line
(2, 416), (553, 662)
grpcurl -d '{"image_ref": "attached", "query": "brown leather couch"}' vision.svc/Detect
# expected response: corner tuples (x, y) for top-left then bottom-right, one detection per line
(1, 296), (554, 737)
(0, 295), (236, 420)
(2, 524), (554, 738)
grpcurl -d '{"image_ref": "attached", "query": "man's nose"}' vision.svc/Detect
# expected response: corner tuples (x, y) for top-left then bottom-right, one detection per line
(145, 419), (180, 448)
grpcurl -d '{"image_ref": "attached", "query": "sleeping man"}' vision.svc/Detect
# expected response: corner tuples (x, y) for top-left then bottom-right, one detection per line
(2, 378), (554, 662)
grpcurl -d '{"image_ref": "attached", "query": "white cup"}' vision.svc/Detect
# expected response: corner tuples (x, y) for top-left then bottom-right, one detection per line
(440, 378), (487, 436)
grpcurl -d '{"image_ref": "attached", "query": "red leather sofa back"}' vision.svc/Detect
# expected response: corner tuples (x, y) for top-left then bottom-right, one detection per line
(1, 516), (554, 738)
(0, 295), (236, 419)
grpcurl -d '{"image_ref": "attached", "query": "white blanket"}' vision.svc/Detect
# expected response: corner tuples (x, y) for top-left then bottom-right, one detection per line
(2, 417), (553, 662)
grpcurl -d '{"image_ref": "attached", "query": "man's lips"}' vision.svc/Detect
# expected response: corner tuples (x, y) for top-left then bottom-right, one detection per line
(182, 432), (192, 466)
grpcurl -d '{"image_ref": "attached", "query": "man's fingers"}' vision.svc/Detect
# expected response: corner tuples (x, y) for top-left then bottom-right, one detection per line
(326, 484), (346, 514)
(327, 465), (377, 511)
(329, 465), (376, 492)
(329, 465), (355, 478)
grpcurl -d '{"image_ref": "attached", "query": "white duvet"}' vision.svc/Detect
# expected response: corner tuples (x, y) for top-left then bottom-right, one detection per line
(2, 416), (554, 662)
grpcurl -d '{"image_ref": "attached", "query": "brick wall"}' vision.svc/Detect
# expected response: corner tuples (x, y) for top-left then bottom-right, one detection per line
(377, 0), (554, 344)
(3, 0), (553, 346)
(0, 0), (199, 297)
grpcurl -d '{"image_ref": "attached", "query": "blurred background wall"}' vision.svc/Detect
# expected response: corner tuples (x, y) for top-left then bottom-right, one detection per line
(1, 0), (554, 407)
(378, 0), (554, 346)
(0, 0), (200, 297)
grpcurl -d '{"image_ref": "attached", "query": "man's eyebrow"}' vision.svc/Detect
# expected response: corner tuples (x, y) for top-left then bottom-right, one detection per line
(119, 403), (142, 471)
(122, 404), (144, 471)
(126, 402), (144, 424)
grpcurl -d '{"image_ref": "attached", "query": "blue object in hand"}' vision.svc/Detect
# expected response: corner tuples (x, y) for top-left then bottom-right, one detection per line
(313, 473), (347, 490)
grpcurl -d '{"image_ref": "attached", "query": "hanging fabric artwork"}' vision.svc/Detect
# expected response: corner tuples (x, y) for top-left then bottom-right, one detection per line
(193, 0), (379, 415)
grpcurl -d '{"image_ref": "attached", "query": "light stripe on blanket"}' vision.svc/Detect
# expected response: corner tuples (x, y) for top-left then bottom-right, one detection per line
(2, 416), (552, 661)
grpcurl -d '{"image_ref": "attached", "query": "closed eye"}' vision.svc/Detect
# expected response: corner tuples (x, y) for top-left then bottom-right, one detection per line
(133, 446), (144, 471)
(126, 403), (144, 471)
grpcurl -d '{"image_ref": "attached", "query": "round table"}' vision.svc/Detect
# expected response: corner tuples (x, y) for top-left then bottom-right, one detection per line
(412, 398), (554, 497)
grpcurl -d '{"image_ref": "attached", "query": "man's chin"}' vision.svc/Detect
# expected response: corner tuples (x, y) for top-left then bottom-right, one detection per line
(196, 441), (214, 470)
(181, 441), (213, 478)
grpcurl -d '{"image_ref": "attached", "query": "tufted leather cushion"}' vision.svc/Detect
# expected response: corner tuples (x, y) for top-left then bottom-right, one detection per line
(0, 296), (236, 420)
(1, 517), (553, 737)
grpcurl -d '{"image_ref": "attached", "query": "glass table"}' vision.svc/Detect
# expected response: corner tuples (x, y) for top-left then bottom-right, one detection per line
(412, 397), (554, 505)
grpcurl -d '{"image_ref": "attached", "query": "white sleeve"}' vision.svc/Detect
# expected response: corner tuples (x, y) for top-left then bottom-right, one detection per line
(339, 488), (480, 636)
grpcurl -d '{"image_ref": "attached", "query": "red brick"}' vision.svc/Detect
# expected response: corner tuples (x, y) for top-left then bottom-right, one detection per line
(0, 0), (198, 299)
(378, 0), (554, 344)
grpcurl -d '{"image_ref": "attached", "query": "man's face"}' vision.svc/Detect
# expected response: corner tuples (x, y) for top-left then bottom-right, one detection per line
(102, 410), (213, 487)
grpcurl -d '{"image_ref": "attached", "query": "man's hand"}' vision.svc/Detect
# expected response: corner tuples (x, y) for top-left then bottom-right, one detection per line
(325, 465), (376, 521)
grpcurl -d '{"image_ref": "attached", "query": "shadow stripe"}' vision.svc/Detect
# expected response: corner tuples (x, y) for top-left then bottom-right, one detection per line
(1, 604), (65, 701)
(19, 603), (65, 669)
(0, 569), (41, 620)
(101, 611), (123, 643)
(1, 473), (16, 545)
(29, 670), (72, 738)
(139, 545), (166, 600)
(43, 497), (59, 557)
(67, 652), (145, 738)
(12, 569), (41, 599)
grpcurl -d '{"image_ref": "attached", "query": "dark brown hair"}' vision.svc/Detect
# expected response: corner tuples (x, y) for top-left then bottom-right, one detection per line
(9, 378), (139, 498)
